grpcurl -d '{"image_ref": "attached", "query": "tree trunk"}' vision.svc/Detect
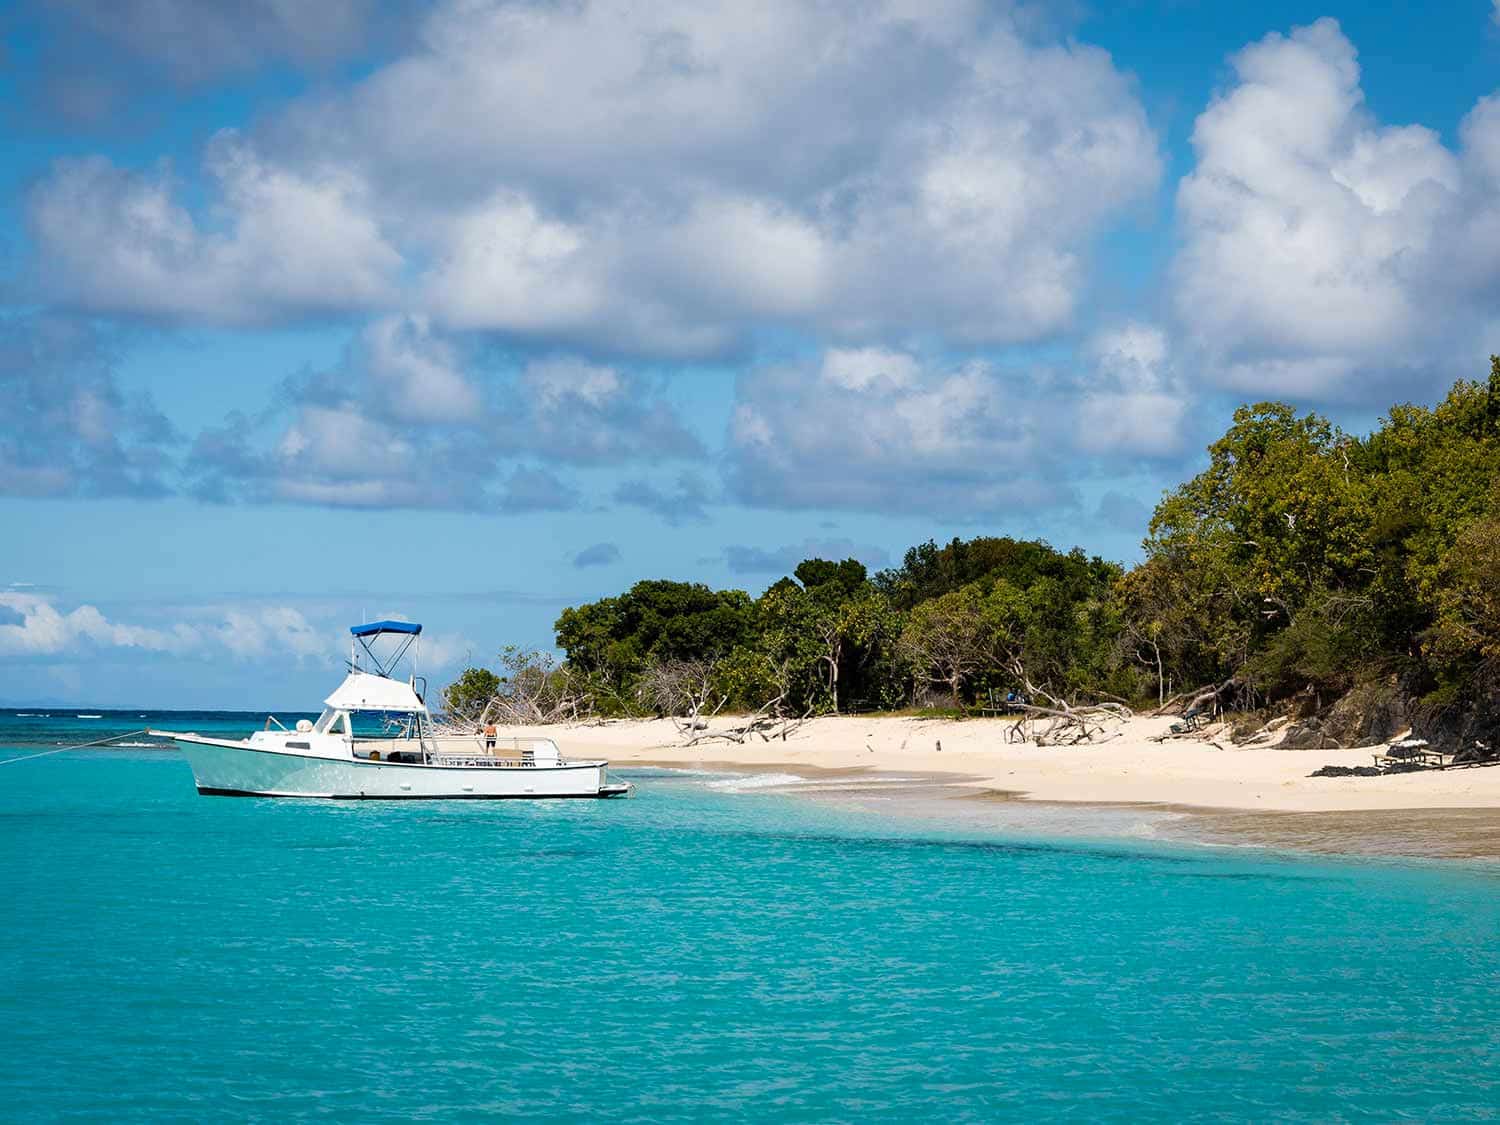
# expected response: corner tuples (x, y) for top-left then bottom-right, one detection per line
(830, 638), (841, 714)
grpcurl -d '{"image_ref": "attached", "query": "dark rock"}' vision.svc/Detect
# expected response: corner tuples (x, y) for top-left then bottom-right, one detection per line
(1320, 678), (1408, 746)
(1412, 668), (1500, 751)
(1282, 719), (1334, 750)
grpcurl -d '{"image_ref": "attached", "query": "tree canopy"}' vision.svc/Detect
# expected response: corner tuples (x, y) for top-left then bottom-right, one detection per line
(445, 362), (1500, 745)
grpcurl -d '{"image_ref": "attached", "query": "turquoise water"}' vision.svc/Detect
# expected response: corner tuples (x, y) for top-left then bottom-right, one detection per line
(3, 712), (1500, 1121)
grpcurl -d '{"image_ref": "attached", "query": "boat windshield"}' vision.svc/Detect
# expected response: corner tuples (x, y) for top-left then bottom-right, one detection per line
(350, 710), (421, 739)
(311, 708), (421, 738)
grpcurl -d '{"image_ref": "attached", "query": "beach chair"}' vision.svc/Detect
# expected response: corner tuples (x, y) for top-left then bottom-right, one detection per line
(1169, 707), (1201, 735)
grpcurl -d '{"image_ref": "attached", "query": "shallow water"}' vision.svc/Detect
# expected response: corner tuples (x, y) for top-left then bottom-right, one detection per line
(4, 711), (1500, 1120)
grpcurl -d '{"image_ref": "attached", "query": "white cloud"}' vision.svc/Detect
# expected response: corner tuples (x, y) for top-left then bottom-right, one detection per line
(359, 316), (481, 425)
(213, 608), (328, 660)
(0, 314), (174, 499)
(727, 349), (1072, 516)
(0, 594), (472, 684)
(29, 135), (400, 326)
(184, 315), (700, 510)
(510, 357), (705, 464)
(1076, 323), (1189, 457)
(820, 349), (921, 392)
(0, 594), (196, 656)
(46, 0), (387, 83)
(30, 0), (1159, 354)
(0, 594), (332, 664)
(1172, 18), (1500, 398)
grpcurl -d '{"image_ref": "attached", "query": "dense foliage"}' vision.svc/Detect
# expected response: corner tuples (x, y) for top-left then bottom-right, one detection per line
(540, 539), (1122, 715)
(1130, 360), (1500, 738)
(441, 666), (501, 721)
(448, 363), (1500, 741)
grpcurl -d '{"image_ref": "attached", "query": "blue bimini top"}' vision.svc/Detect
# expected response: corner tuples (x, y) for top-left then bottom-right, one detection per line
(349, 620), (423, 637)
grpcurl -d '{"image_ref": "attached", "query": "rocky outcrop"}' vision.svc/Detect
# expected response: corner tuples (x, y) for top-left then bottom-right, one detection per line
(1279, 678), (1409, 750)
(1412, 668), (1500, 750)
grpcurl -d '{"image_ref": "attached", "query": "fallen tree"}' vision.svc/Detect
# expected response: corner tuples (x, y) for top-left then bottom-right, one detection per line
(639, 657), (815, 745)
(469, 647), (596, 727)
(1149, 676), (1240, 718)
(1003, 662), (1134, 746)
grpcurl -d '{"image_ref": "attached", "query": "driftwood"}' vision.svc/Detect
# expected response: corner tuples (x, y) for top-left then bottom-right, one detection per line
(638, 660), (728, 739)
(1149, 677), (1238, 718)
(478, 690), (595, 727)
(641, 658), (814, 746)
(1149, 722), (1226, 750)
(1008, 704), (1130, 746)
(1002, 661), (1134, 746)
(684, 698), (815, 746)
(1233, 715), (1292, 746)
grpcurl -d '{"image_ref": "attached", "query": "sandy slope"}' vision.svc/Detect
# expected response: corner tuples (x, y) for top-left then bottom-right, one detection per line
(498, 714), (1500, 813)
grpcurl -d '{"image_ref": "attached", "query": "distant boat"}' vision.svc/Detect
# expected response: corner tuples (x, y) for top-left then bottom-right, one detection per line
(151, 620), (631, 801)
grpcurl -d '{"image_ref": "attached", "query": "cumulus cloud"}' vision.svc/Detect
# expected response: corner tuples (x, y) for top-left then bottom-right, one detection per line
(9, 1), (420, 128)
(359, 315), (481, 424)
(212, 607), (327, 661)
(509, 358), (704, 463)
(0, 314), (175, 498)
(496, 467), (580, 513)
(37, 0), (396, 85)
(188, 401), (511, 510)
(613, 473), (714, 525)
(1172, 18), (1500, 398)
(721, 539), (891, 576)
(0, 593), (196, 656)
(727, 348), (1074, 516)
(29, 137), (400, 326)
(0, 593), (330, 662)
(28, 0), (1159, 354)
(1076, 324), (1189, 457)
(186, 319), (699, 511)
(572, 543), (622, 569)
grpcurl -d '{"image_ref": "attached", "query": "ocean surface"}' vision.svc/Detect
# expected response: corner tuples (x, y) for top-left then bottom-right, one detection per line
(3, 710), (1500, 1121)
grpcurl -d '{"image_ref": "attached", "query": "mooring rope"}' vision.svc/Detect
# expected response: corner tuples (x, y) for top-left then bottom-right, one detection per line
(0, 728), (154, 766)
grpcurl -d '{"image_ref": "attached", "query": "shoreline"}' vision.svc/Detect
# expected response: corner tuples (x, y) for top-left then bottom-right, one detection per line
(501, 713), (1500, 860)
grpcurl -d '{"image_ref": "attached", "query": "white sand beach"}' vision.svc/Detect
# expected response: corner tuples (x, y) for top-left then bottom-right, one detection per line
(501, 714), (1500, 814)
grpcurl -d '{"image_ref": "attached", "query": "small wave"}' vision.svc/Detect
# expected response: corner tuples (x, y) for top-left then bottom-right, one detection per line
(704, 772), (812, 791)
(113, 741), (172, 749)
(76, 714), (103, 719)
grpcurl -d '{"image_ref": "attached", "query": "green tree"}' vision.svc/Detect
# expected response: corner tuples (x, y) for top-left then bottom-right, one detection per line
(441, 667), (501, 721)
(555, 579), (754, 696)
(898, 584), (1007, 704)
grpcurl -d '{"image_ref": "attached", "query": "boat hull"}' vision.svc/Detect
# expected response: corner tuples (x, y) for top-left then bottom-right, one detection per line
(172, 737), (623, 799)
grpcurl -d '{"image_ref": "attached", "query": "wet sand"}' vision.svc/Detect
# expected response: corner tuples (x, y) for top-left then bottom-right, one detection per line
(644, 762), (1500, 861)
(504, 715), (1500, 860)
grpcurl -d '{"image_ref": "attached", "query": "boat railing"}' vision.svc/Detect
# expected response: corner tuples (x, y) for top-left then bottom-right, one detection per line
(429, 754), (538, 768)
(454, 735), (561, 751)
(350, 736), (576, 768)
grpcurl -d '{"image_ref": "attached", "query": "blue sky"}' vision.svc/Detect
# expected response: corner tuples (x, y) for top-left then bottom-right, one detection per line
(2, 0), (1499, 707)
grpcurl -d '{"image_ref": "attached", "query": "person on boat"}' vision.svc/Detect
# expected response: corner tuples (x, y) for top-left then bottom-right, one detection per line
(484, 723), (497, 752)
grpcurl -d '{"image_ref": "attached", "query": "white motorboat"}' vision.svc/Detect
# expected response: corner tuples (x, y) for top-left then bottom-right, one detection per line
(152, 621), (631, 800)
